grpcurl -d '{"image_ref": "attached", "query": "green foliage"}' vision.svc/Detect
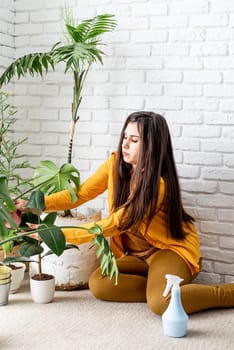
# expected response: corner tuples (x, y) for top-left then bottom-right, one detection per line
(26, 189), (45, 215)
(0, 90), (34, 198)
(0, 201), (66, 274)
(0, 12), (119, 283)
(0, 175), (15, 212)
(0, 13), (117, 164)
(89, 224), (119, 285)
(0, 175), (119, 284)
(14, 160), (80, 206)
(0, 53), (55, 86)
(19, 237), (44, 257)
(0, 14), (116, 88)
(17, 221), (66, 258)
(33, 160), (80, 203)
(0, 175), (18, 244)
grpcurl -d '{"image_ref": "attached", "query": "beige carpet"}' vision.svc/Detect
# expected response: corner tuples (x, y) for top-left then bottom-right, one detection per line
(1, 274), (233, 350)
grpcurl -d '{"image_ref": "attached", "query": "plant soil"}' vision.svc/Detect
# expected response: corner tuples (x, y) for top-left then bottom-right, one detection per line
(7, 263), (23, 270)
(32, 273), (54, 281)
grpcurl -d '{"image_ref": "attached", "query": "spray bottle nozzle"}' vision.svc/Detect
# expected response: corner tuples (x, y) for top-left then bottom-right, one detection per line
(163, 274), (184, 297)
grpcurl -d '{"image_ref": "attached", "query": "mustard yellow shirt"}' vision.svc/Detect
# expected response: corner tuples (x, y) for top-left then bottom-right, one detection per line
(45, 152), (201, 275)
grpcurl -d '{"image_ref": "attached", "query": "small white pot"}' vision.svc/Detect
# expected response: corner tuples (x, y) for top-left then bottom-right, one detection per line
(10, 262), (26, 294)
(30, 275), (55, 304)
(0, 281), (11, 306)
(0, 266), (12, 305)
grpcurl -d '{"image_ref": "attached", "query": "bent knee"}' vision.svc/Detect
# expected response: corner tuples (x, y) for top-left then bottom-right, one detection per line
(147, 294), (169, 316)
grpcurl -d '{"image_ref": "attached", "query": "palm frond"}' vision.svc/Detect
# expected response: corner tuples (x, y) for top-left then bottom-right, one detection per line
(67, 14), (117, 44)
(0, 52), (55, 88)
(83, 14), (117, 42)
(52, 42), (104, 73)
(66, 23), (85, 43)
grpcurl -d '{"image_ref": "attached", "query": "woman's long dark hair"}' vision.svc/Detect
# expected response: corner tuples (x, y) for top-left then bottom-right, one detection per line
(113, 111), (194, 239)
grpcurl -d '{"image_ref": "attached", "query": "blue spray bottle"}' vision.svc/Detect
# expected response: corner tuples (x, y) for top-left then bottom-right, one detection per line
(162, 274), (189, 338)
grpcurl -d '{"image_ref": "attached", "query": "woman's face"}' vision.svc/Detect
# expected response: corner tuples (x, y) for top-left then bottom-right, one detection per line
(122, 122), (141, 168)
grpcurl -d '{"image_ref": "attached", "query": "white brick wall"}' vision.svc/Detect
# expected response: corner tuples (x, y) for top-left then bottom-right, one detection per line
(0, 0), (14, 68)
(1, 0), (234, 284)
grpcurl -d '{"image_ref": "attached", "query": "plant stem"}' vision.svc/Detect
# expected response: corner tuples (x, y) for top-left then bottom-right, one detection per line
(14, 176), (56, 201)
(38, 253), (42, 275)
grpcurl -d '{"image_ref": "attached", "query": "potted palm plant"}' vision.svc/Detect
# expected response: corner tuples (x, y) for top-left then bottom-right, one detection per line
(0, 11), (117, 167)
(0, 11), (117, 290)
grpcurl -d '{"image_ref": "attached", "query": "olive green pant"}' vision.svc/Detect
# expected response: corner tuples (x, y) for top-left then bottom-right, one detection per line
(89, 249), (234, 315)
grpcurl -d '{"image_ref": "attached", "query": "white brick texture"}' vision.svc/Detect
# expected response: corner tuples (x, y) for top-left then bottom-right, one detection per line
(0, 0), (234, 283)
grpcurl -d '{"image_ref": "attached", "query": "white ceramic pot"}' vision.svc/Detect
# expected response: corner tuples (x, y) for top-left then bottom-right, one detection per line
(31, 207), (101, 290)
(0, 281), (11, 306)
(30, 275), (55, 303)
(9, 262), (26, 294)
(0, 266), (12, 306)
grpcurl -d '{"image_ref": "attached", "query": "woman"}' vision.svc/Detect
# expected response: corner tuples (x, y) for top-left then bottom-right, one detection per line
(29, 112), (234, 314)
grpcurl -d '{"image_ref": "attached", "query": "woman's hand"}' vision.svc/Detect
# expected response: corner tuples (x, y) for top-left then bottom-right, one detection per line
(14, 198), (28, 212)
(26, 223), (41, 241)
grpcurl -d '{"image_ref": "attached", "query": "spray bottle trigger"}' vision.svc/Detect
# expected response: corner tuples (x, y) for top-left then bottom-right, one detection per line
(162, 274), (184, 297)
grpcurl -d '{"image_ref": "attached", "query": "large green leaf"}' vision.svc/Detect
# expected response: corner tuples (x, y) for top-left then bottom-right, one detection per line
(66, 14), (117, 43)
(15, 223), (65, 257)
(33, 160), (80, 203)
(42, 212), (57, 225)
(52, 42), (103, 73)
(3, 256), (36, 264)
(0, 52), (55, 87)
(38, 223), (66, 257)
(0, 201), (18, 235)
(20, 211), (41, 229)
(0, 175), (15, 211)
(26, 189), (45, 214)
(19, 240), (43, 257)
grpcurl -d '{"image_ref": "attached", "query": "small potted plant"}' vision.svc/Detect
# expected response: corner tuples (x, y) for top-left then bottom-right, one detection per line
(0, 264), (12, 306)
(1, 239), (26, 295)
(15, 210), (66, 304)
(0, 175), (66, 303)
(0, 170), (119, 304)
